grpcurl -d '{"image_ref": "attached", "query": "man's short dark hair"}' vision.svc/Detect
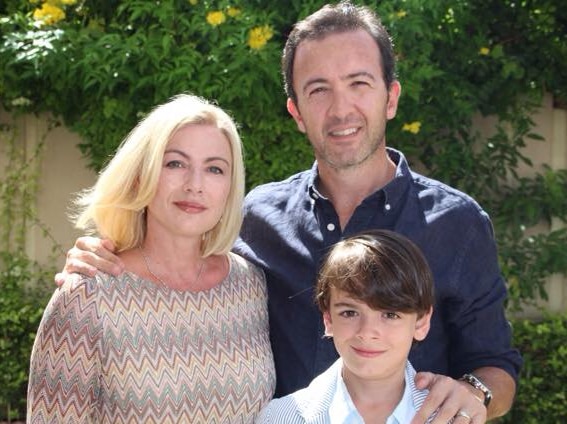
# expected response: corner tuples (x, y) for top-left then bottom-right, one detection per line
(282, 1), (397, 105)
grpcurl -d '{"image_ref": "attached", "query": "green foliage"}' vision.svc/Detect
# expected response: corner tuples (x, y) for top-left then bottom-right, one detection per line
(0, 1), (566, 309)
(499, 315), (567, 423)
(0, 0), (314, 187)
(0, 251), (51, 421)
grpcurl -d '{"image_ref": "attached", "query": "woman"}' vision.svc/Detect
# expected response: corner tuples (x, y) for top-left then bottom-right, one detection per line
(27, 94), (276, 422)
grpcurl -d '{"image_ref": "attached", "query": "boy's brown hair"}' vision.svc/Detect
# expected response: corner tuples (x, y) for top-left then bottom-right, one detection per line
(316, 229), (434, 318)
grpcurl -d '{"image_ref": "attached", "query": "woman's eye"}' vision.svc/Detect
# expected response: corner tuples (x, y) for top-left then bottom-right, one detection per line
(165, 160), (184, 168)
(208, 166), (224, 175)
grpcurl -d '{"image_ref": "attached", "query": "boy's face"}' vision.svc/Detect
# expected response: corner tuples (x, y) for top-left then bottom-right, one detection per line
(323, 288), (432, 384)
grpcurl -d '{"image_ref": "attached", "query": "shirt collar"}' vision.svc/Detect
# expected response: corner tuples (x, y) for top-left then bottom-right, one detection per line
(307, 148), (413, 210)
(329, 359), (421, 424)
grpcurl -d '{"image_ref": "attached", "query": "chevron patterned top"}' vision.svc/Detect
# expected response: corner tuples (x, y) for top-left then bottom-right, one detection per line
(27, 252), (276, 423)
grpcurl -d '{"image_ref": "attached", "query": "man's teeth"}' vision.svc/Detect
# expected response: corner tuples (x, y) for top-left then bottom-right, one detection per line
(331, 128), (357, 136)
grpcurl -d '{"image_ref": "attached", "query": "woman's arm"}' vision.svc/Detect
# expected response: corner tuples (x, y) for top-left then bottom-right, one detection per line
(27, 279), (102, 422)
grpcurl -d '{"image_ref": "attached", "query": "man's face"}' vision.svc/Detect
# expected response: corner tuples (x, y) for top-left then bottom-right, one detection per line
(287, 29), (400, 171)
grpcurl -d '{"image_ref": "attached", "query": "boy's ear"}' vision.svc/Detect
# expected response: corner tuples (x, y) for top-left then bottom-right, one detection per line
(323, 311), (333, 337)
(413, 306), (433, 342)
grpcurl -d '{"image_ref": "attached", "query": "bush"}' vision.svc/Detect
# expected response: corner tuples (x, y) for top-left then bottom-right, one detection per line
(0, 251), (51, 421)
(499, 315), (567, 423)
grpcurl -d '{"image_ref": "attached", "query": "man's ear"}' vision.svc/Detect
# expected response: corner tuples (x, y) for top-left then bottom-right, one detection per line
(287, 98), (306, 133)
(413, 306), (432, 342)
(386, 80), (402, 121)
(323, 311), (333, 337)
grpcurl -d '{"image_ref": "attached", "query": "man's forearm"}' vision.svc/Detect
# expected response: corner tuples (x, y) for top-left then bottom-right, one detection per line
(471, 367), (516, 420)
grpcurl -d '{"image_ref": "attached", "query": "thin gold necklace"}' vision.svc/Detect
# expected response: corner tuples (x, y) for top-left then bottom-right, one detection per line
(139, 246), (205, 289)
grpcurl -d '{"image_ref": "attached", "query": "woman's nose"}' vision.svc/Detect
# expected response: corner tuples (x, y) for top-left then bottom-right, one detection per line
(183, 170), (203, 193)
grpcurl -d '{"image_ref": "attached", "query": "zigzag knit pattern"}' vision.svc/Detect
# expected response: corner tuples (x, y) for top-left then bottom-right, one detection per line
(27, 253), (275, 423)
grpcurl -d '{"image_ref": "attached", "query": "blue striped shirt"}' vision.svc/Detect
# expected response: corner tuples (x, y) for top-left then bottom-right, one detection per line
(256, 359), (431, 424)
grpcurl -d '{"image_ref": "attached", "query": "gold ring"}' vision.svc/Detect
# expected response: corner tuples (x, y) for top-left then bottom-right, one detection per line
(456, 410), (472, 421)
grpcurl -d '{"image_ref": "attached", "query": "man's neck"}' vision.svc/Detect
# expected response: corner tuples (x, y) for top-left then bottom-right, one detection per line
(316, 149), (396, 230)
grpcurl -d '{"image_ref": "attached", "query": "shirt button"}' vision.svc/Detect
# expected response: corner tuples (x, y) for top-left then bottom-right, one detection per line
(385, 203), (391, 211)
(327, 223), (336, 231)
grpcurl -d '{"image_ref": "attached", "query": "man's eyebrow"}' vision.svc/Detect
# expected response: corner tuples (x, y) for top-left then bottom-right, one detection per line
(302, 71), (377, 93)
(343, 71), (377, 81)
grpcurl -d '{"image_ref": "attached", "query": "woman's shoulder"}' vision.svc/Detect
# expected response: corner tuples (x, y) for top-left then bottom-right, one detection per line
(58, 271), (149, 299)
(228, 252), (265, 278)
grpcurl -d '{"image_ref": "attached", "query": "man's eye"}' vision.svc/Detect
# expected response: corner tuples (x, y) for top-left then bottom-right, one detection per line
(309, 87), (327, 95)
(353, 80), (370, 87)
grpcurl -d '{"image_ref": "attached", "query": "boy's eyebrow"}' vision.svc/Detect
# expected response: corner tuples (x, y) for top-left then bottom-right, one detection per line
(332, 300), (360, 308)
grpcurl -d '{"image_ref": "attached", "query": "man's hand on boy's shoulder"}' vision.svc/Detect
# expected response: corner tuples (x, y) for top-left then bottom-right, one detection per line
(412, 372), (487, 424)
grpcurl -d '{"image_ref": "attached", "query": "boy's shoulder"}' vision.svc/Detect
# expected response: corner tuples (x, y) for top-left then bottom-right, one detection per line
(256, 359), (342, 423)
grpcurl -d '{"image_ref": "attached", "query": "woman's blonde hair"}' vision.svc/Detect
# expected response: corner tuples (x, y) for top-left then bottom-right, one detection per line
(73, 93), (245, 257)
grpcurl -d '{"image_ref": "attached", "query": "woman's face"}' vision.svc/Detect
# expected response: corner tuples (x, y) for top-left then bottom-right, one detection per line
(146, 123), (233, 242)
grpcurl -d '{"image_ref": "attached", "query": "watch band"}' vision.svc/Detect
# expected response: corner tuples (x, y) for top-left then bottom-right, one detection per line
(460, 373), (492, 407)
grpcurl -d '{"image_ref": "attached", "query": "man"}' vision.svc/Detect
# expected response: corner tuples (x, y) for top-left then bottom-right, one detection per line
(58, 2), (521, 422)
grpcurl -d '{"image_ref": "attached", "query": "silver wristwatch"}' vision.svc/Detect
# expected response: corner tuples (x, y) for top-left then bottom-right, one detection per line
(460, 373), (492, 407)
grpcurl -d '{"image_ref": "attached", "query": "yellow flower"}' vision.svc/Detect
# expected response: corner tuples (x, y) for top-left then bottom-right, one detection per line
(479, 47), (490, 56)
(207, 11), (226, 26)
(396, 10), (407, 18)
(227, 7), (241, 17)
(60, 0), (77, 5)
(33, 3), (65, 25)
(402, 121), (421, 134)
(188, 0), (198, 5)
(248, 25), (274, 50)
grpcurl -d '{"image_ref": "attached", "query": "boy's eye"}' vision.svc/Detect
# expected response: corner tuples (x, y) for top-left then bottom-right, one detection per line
(383, 311), (400, 320)
(339, 310), (357, 318)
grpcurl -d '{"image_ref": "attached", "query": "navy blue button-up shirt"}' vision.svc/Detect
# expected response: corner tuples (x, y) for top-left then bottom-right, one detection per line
(234, 148), (522, 397)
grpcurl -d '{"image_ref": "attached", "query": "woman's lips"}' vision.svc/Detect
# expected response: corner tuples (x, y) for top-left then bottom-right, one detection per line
(174, 201), (206, 213)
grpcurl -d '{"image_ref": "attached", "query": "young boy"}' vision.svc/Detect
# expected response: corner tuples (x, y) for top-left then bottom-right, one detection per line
(257, 230), (436, 423)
